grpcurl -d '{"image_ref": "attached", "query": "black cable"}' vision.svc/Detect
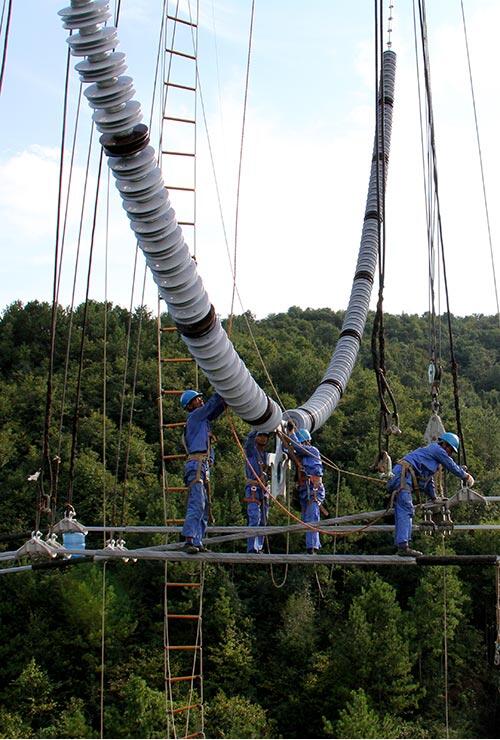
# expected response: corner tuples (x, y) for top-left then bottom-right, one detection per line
(66, 150), (105, 505)
(0, 0), (12, 94)
(40, 45), (72, 530)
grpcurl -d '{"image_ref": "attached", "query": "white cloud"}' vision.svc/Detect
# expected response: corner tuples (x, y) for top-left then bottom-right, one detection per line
(1, 1), (498, 320)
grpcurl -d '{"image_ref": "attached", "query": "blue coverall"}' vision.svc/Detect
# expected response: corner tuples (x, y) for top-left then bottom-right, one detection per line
(290, 435), (325, 551)
(181, 393), (226, 546)
(243, 431), (270, 553)
(387, 442), (468, 547)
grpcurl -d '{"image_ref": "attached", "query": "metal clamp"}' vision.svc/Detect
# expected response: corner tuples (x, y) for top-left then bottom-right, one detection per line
(15, 531), (59, 561)
(448, 484), (488, 507)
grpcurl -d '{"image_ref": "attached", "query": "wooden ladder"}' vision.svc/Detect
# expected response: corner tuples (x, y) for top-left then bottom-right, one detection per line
(158, 4), (205, 738)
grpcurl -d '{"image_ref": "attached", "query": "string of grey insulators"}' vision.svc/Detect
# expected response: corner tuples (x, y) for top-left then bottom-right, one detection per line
(58, 0), (281, 430)
(58, 0), (395, 433)
(284, 49), (397, 432)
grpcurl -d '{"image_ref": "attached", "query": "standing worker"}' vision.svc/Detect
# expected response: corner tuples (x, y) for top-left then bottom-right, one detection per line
(387, 432), (475, 557)
(243, 430), (271, 554)
(179, 389), (226, 554)
(286, 428), (326, 554)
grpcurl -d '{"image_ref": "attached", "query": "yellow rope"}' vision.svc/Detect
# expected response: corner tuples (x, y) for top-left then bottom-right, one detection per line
(228, 415), (388, 539)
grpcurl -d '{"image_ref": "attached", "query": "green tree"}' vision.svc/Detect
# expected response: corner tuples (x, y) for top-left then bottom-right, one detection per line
(326, 574), (419, 715)
(330, 688), (400, 738)
(205, 690), (273, 739)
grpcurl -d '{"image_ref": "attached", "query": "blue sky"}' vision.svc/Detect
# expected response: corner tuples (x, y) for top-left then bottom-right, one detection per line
(0, 0), (499, 319)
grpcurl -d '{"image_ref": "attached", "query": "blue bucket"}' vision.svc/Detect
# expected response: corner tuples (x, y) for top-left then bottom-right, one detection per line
(63, 531), (86, 557)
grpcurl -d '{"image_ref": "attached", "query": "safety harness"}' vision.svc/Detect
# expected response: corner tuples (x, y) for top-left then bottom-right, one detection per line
(182, 431), (216, 522)
(242, 454), (270, 505)
(393, 458), (436, 507)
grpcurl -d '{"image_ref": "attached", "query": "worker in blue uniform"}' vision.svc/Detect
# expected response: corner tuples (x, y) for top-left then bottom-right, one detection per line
(243, 430), (271, 553)
(387, 432), (475, 557)
(286, 428), (326, 554)
(179, 389), (226, 554)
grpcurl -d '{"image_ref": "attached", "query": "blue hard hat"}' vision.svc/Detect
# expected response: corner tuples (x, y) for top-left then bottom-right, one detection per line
(180, 389), (202, 409)
(295, 428), (312, 443)
(438, 432), (460, 453)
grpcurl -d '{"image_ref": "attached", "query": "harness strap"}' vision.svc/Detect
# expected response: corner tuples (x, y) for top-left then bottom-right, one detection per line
(243, 483), (269, 504)
(396, 459), (419, 497)
(187, 458), (205, 488)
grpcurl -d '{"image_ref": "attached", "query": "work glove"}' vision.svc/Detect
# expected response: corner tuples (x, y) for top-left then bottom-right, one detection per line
(464, 473), (475, 488)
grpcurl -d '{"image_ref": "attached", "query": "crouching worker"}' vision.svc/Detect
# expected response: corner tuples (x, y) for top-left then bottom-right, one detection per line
(243, 430), (271, 553)
(179, 389), (226, 554)
(387, 432), (474, 557)
(287, 428), (326, 554)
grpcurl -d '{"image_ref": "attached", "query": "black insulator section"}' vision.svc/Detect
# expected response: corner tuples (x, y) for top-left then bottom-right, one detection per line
(364, 210), (382, 222)
(379, 95), (394, 107)
(371, 151), (390, 163)
(339, 328), (362, 343)
(354, 270), (374, 284)
(242, 398), (275, 427)
(101, 124), (149, 156)
(319, 378), (344, 397)
(416, 555), (498, 566)
(177, 305), (216, 339)
(298, 406), (316, 432)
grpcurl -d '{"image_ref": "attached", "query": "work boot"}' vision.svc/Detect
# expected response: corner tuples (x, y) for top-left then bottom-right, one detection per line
(197, 544), (210, 552)
(180, 541), (199, 554)
(307, 548), (318, 555)
(397, 545), (423, 557)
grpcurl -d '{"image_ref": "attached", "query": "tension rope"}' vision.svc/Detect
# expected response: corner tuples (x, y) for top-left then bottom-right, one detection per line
(39, 44), (73, 530)
(495, 563), (500, 667)
(197, 67), (285, 406)
(416, 0), (468, 467)
(227, 0), (256, 338)
(460, 0), (500, 326)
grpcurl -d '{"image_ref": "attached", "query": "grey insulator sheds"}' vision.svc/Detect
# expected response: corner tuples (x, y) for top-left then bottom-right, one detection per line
(284, 49), (397, 433)
(58, 0), (282, 431)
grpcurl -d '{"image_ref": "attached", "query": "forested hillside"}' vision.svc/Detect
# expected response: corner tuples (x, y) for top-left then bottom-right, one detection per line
(0, 301), (498, 739)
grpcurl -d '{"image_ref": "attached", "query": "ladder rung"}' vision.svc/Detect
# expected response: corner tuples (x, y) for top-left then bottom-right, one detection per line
(165, 518), (184, 524)
(163, 421), (186, 428)
(166, 14), (198, 28)
(166, 48), (196, 61)
(161, 357), (194, 363)
(164, 115), (195, 124)
(166, 582), (201, 588)
(167, 614), (200, 620)
(165, 81), (196, 92)
(163, 454), (186, 461)
(164, 645), (201, 651)
(183, 733), (204, 739)
(166, 674), (201, 684)
(162, 150), (195, 158)
(170, 703), (201, 716)
(167, 486), (188, 492)
(162, 389), (184, 395)
(161, 326), (178, 333)
(178, 221), (195, 227)
(165, 185), (195, 192)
